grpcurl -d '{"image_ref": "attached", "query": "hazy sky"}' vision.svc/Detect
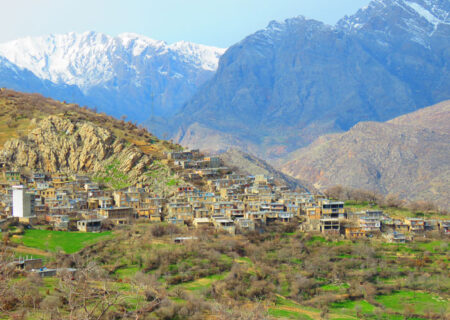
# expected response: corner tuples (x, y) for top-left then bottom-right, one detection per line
(2, 0), (371, 47)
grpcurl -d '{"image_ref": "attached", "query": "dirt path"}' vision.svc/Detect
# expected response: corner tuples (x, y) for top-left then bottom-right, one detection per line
(273, 295), (356, 320)
(13, 245), (51, 257)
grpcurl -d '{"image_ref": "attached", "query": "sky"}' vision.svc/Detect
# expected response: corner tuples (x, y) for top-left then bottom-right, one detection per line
(1, 0), (371, 48)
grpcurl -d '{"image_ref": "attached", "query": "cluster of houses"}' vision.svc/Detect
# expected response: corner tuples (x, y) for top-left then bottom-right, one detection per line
(0, 150), (448, 242)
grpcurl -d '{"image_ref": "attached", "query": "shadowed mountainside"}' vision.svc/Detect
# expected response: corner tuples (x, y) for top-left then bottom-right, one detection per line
(171, 0), (450, 159)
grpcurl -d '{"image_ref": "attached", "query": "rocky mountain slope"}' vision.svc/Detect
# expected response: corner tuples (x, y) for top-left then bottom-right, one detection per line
(0, 32), (224, 124)
(172, 0), (450, 159)
(1, 116), (153, 185)
(218, 149), (313, 192)
(280, 100), (450, 208)
(0, 56), (87, 104)
(0, 89), (181, 190)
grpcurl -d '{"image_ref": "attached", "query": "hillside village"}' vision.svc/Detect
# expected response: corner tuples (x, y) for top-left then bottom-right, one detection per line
(0, 0), (449, 318)
(1, 148), (448, 244)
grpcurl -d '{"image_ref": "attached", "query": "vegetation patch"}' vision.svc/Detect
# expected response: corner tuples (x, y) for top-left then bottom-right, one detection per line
(375, 290), (448, 315)
(268, 308), (311, 319)
(12, 229), (112, 254)
(94, 159), (131, 190)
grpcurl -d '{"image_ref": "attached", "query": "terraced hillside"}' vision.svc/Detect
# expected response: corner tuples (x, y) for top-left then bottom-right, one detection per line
(3, 223), (448, 319)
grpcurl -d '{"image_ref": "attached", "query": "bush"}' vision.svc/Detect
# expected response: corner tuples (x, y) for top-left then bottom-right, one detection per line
(150, 224), (180, 237)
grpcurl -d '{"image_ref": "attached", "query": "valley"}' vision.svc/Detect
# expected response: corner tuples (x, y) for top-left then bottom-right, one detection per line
(0, 0), (449, 319)
(0, 90), (448, 319)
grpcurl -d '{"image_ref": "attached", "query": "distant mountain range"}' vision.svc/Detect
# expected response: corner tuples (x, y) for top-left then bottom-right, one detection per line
(0, 1), (448, 157)
(0, 55), (87, 105)
(281, 100), (450, 208)
(172, 0), (450, 158)
(0, 32), (224, 123)
(0, 0), (448, 206)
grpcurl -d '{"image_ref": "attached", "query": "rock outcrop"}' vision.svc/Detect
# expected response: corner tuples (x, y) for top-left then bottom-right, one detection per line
(0, 115), (153, 185)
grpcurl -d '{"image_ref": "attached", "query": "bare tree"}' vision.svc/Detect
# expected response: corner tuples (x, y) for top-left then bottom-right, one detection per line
(50, 262), (124, 320)
(0, 246), (16, 314)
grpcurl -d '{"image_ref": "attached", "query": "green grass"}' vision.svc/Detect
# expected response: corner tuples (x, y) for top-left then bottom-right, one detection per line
(375, 290), (448, 315)
(274, 297), (311, 309)
(93, 159), (131, 190)
(166, 178), (179, 186)
(38, 277), (59, 295)
(307, 236), (326, 244)
(235, 256), (253, 265)
(331, 300), (375, 316)
(321, 283), (349, 292)
(171, 273), (228, 292)
(416, 240), (448, 253)
(267, 308), (312, 319)
(13, 229), (112, 254)
(268, 297), (316, 319)
(115, 266), (140, 279)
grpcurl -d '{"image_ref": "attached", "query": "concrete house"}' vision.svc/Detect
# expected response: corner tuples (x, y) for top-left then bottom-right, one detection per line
(77, 219), (102, 232)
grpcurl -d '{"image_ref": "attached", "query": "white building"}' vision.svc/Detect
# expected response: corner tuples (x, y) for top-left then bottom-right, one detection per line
(12, 186), (35, 218)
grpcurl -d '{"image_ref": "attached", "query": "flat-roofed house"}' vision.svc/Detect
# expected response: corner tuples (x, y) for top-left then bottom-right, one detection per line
(404, 218), (425, 232)
(359, 217), (381, 233)
(193, 217), (213, 228)
(77, 219), (102, 232)
(213, 218), (235, 234)
(98, 207), (134, 225)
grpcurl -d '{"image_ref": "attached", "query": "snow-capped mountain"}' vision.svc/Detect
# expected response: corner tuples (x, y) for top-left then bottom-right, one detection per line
(171, 0), (449, 158)
(338, 0), (450, 45)
(0, 55), (86, 103)
(0, 32), (225, 120)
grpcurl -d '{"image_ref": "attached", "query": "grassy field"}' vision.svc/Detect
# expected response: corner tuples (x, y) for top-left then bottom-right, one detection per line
(171, 273), (228, 292)
(12, 229), (112, 254)
(375, 290), (448, 315)
(331, 300), (375, 316)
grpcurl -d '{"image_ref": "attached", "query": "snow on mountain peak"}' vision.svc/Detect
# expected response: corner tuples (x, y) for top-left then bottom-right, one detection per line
(169, 41), (226, 71)
(337, 0), (449, 40)
(403, 1), (450, 28)
(0, 32), (225, 89)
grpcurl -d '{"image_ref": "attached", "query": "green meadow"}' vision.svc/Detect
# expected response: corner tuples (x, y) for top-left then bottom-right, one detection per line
(12, 229), (112, 254)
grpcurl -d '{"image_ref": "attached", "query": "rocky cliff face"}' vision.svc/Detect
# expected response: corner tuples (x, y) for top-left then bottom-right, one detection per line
(0, 115), (153, 185)
(280, 100), (450, 208)
(172, 0), (450, 159)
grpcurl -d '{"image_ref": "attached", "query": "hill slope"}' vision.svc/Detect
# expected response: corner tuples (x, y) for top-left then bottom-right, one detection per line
(0, 32), (225, 124)
(0, 89), (180, 189)
(280, 100), (450, 207)
(172, 0), (450, 159)
(218, 149), (313, 192)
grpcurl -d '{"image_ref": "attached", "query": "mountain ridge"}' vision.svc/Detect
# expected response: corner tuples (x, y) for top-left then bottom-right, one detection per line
(170, 0), (450, 159)
(0, 31), (225, 122)
(280, 100), (450, 208)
